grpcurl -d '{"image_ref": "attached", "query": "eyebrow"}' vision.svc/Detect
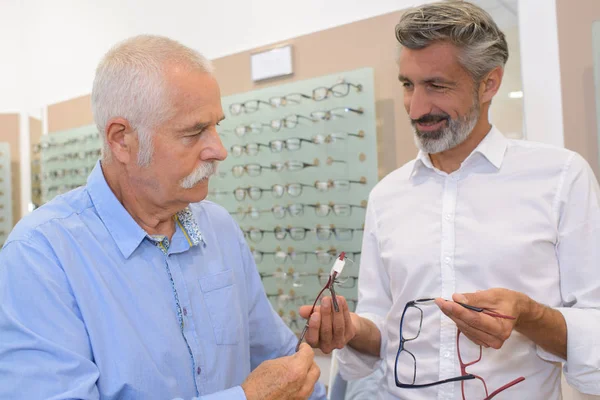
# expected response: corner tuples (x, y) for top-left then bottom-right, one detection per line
(179, 115), (226, 133)
(398, 75), (455, 86)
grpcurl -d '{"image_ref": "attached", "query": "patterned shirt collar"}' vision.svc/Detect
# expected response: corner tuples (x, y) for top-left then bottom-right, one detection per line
(148, 207), (204, 255)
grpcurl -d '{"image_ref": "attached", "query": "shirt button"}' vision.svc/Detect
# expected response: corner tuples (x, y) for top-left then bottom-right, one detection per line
(444, 351), (451, 358)
(197, 366), (201, 375)
(445, 214), (452, 221)
(183, 307), (188, 316)
(444, 257), (451, 264)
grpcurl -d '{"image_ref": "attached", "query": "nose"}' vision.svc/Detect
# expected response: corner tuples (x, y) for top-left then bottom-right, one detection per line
(406, 87), (433, 121)
(201, 128), (228, 162)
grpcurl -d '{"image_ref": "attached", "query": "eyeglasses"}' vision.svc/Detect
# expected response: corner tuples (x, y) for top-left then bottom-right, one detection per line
(308, 201), (367, 217)
(314, 225), (363, 241)
(296, 252), (353, 351)
(270, 114), (315, 131)
(252, 248), (310, 264)
(229, 99), (273, 115)
(230, 206), (267, 220)
(310, 107), (364, 121)
(311, 81), (363, 101)
(317, 272), (358, 288)
(394, 298), (525, 398)
(262, 268), (319, 288)
(270, 160), (319, 173)
(234, 183), (314, 201)
(313, 177), (368, 192)
(233, 122), (269, 137)
(269, 93), (312, 107)
(242, 227), (275, 243)
(231, 164), (273, 178)
(269, 138), (315, 153)
(230, 143), (270, 157)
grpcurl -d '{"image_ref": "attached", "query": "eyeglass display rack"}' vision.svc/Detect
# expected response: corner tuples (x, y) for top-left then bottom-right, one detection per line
(36, 125), (101, 205)
(209, 67), (378, 333)
(0, 142), (13, 247)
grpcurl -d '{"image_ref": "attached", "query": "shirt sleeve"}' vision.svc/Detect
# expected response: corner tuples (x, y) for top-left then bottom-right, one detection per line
(536, 153), (600, 395)
(236, 228), (327, 400)
(337, 195), (392, 380)
(0, 235), (100, 400)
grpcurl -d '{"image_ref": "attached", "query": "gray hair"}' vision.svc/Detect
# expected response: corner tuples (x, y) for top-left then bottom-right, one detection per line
(395, 1), (508, 83)
(91, 34), (214, 166)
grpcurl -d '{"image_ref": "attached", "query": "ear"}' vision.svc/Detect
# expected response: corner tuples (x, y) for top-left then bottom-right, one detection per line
(105, 117), (136, 164)
(479, 66), (504, 104)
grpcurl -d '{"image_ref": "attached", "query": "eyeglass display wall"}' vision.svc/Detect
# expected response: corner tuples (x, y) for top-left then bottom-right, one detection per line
(0, 142), (13, 247)
(36, 126), (101, 204)
(208, 67), (378, 333)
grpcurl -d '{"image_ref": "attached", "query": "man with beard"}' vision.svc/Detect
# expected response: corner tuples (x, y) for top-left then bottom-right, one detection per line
(298, 1), (600, 399)
(0, 35), (326, 400)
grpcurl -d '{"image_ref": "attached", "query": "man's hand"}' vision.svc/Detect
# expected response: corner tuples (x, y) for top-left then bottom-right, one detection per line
(241, 343), (321, 400)
(434, 288), (531, 349)
(298, 296), (359, 354)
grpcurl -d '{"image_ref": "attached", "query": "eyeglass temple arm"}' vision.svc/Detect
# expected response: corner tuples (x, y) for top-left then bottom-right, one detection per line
(455, 301), (516, 320)
(485, 376), (525, 400)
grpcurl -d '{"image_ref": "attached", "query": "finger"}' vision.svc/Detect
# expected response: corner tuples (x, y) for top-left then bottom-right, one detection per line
(454, 319), (494, 348)
(331, 296), (346, 348)
(342, 297), (356, 342)
(439, 299), (504, 338)
(294, 343), (315, 369)
(319, 297), (334, 351)
(299, 305), (318, 320)
(454, 289), (498, 309)
(298, 362), (321, 399)
(304, 312), (321, 348)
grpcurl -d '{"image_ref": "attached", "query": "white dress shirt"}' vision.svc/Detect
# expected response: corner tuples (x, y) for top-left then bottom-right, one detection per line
(337, 127), (600, 399)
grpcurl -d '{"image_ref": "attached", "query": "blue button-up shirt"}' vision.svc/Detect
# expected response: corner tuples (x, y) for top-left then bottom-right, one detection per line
(0, 162), (326, 400)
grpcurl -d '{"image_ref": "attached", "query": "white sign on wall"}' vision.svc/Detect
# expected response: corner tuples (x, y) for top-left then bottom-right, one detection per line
(250, 45), (293, 82)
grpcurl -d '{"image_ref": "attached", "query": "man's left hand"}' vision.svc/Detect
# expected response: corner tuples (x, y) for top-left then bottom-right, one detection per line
(434, 288), (531, 350)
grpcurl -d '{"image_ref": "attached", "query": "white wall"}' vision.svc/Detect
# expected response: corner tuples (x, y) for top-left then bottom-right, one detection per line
(3, 0), (436, 114)
(0, 0), (25, 113)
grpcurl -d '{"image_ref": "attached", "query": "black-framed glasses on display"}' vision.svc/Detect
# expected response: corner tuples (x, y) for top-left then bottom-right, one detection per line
(231, 163), (273, 178)
(230, 142), (270, 157)
(229, 99), (273, 115)
(313, 248), (360, 265)
(242, 227), (275, 243)
(395, 298), (525, 399)
(267, 288), (310, 306)
(310, 107), (364, 121)
(311, 81), (363, 101)
(270, 114), (315, 131)
(296, 252), (353, 351)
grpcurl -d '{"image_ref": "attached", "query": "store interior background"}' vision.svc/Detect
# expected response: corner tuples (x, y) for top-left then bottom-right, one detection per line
(0, 0), (599, 399)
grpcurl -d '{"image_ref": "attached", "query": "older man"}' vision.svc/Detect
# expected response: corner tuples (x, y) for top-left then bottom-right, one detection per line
(299, 1), (600, 399)
(0, 35), (325, 400)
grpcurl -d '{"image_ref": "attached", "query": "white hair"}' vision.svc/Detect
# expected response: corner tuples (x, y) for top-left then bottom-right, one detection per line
(91, 34), (214, 166)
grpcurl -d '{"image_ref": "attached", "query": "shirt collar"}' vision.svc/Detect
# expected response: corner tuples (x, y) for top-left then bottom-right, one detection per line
(86, 161), (204, 259)
(409, 126), (508, 178)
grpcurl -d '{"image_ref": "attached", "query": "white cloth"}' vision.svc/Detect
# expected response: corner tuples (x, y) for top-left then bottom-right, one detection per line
(337, 127), (600, 399)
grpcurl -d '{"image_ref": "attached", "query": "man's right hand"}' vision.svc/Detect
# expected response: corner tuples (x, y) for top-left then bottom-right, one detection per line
(241, 343), (321, 400)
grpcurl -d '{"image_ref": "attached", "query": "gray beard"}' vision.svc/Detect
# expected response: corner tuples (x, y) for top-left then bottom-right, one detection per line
(413, 103), (480, 154)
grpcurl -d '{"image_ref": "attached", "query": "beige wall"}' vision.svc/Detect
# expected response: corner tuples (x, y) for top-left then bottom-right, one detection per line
(557, 0), (600, 178)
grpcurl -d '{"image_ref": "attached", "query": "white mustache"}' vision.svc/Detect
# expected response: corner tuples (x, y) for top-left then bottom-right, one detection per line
(180, 162), (218, 189)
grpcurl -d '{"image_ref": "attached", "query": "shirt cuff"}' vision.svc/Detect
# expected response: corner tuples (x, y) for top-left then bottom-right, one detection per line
(536, 307), (600, 395)
(337, 312), (386, 380)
